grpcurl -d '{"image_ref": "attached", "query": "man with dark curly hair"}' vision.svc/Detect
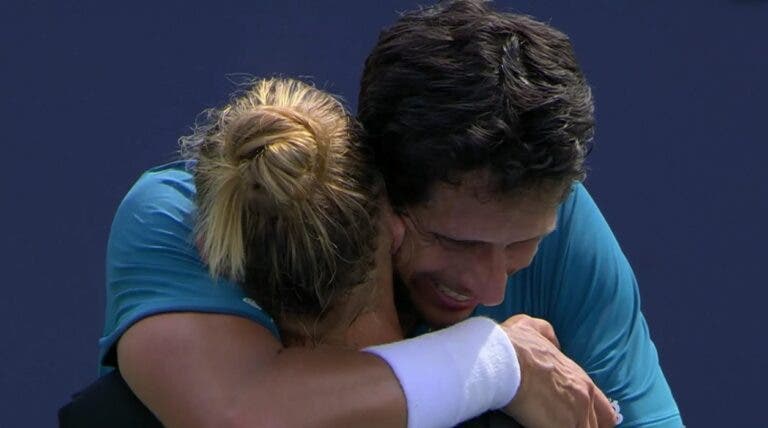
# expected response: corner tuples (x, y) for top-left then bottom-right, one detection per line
(355, 2), (681, 426)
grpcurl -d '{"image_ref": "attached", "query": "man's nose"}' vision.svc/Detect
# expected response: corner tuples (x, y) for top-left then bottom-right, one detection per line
(471, 247), (512, 306)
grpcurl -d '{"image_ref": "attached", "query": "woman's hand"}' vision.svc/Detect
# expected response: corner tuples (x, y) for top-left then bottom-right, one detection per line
(499, 314), (618, 428)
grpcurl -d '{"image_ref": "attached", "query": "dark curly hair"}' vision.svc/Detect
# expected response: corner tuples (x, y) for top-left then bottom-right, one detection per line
(358, 0), (594, 208)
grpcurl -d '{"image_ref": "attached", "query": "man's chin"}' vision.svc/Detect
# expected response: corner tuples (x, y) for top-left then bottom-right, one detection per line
(419, 305), (476, 329)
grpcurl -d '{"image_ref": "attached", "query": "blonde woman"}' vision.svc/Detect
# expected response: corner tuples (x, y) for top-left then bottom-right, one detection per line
(189, 78), (403, 348)
(94, 77), (524, 428)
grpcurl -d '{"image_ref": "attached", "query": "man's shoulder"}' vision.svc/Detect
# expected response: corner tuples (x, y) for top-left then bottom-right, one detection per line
(548, 182), (617, 254)
(126, 160), (196, 207)
(114, 161), (197, 229)
(556, 182), (596, 227)
(107, 160), (200, 267)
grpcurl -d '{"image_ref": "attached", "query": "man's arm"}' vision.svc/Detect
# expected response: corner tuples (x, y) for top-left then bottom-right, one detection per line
(118, 312), (406, 428)
(546, 184), (682, 427)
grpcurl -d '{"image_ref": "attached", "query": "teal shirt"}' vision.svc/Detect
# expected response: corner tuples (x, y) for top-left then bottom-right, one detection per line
(101, 161), (682, 427)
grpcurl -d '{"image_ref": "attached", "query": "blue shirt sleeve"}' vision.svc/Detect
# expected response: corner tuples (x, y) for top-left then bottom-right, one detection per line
(475, 183), (682, 427)
(99, 162), (279, 374)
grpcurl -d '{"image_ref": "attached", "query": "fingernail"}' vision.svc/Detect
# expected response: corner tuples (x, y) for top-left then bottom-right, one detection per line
(610, 400), (623, 425)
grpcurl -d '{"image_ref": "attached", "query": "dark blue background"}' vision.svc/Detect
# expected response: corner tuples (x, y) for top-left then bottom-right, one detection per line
(3, 1), (766, 426)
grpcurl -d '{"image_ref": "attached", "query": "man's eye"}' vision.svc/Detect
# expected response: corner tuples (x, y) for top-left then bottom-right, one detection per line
(505, 237), (541, 250)
(435, 235), (474, 249)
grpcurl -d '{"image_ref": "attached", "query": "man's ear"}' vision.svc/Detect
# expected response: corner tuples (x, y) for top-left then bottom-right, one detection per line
(380, 198), (405, 255)
(389, 212), (405, 255)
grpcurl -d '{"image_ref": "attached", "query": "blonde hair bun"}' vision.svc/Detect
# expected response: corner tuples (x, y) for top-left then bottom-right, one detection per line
(229, 106), (331, 216)
(184, 78), (382, 321)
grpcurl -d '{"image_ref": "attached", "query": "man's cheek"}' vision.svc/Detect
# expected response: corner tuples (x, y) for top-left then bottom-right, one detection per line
(416, 253), (464, 282)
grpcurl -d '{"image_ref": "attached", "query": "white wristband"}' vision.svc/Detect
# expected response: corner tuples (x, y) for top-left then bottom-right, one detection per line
(363, 317), (520, 428)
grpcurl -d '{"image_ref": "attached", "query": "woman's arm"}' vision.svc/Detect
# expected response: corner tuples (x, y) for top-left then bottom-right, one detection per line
(118, 312), (407, 428)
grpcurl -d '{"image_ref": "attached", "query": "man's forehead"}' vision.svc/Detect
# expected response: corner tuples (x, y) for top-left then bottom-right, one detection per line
(415, 177), (559, 243)
(422, 171), (557, 212)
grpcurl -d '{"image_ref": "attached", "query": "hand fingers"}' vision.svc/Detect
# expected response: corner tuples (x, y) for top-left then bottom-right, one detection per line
(504, 314), (561, 349)
(542, 321), (560, 350)
(592, 386), (617, 427)
(528, 317), (561, 350)
(587, 396), (599, 428)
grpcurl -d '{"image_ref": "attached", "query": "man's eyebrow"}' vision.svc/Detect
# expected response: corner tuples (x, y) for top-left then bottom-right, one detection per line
(431, 232), (482, 245)
(434, 225), (557, 246)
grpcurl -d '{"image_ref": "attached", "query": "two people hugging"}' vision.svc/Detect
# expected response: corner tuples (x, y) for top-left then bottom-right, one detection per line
(67, 1), (682, 427)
